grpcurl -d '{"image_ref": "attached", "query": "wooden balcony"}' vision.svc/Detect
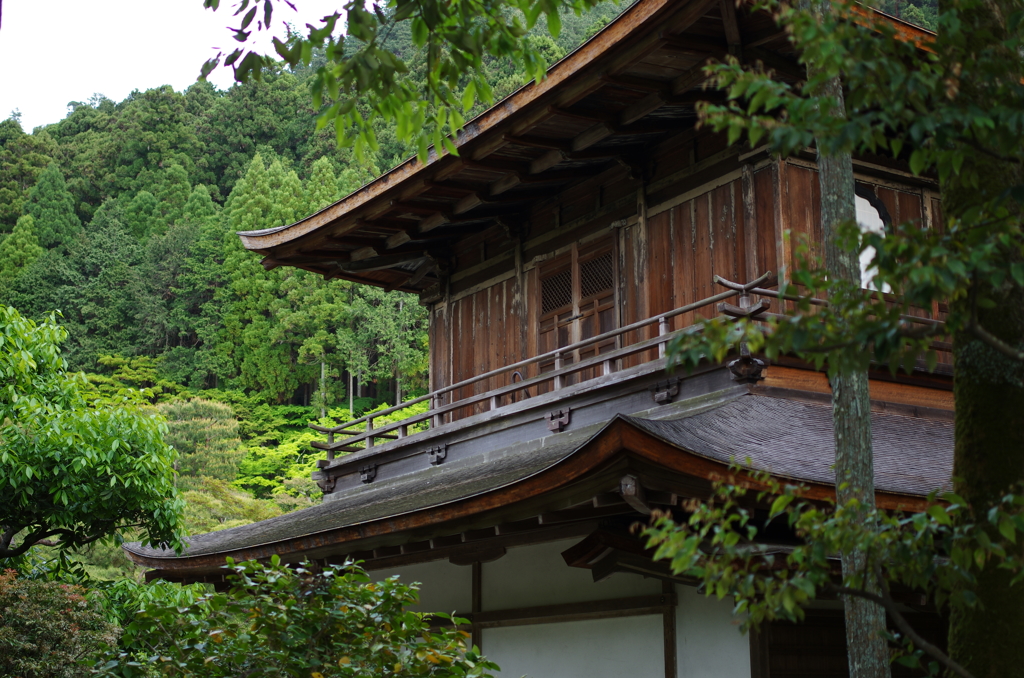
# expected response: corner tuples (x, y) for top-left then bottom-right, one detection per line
(309, 273), (946, 497)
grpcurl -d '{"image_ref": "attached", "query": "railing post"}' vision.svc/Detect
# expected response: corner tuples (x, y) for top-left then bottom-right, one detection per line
(553, 352), (563, 390)
(490, 395), (498, 411)
(366, 418), (374, 448)
(398, 424), (408, 439)
(658, 317), (668, 358)
(603, 359), (613, 376)
(432, 394), (443, 429)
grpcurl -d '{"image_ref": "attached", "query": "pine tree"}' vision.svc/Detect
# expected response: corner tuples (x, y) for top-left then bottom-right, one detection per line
(158, 398), (245, 482)
(266, 160), (304, 228)
(124, 190), (158, 239)
(0, 214), (44, 281)
(181, 184), (219, 225)
(0, 125), (57, 232)
(304, 156), (339, 216)
(152, 164), (193, 233)
(25, 163), (81, 249)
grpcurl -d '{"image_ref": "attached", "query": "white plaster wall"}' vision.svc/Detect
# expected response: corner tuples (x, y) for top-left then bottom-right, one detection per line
(675, 584), (751, 678)
(483, 615), (664, 678)
(374, 559), (473, 614)
(482, 538), (663, 610)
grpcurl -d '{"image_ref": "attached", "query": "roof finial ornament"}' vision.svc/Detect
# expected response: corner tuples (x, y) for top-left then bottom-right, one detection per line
(714, 272), (776, 382)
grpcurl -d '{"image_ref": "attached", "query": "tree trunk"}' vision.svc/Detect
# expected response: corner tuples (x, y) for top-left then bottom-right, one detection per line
(941, 0), (1024, 670)
(813, 51), (892, 678)
(320, 359), (327, 419)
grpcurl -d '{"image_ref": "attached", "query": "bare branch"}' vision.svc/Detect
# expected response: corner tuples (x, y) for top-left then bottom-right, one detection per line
(968, 320), (1024, 362)
(825, 581), (976, 678)
(955, 136), (1024, 165)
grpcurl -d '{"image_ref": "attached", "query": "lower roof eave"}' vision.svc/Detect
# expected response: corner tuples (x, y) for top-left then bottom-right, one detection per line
(126, 404), (944, 579)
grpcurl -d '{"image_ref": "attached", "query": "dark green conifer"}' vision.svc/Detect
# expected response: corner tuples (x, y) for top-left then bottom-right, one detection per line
(25, 163), (82, 249)
(0, 214), (44, 281)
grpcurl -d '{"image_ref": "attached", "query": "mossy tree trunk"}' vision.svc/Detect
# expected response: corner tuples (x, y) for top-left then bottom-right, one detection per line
(943, 0), (1024, 668)
(814, 55), (892, 678)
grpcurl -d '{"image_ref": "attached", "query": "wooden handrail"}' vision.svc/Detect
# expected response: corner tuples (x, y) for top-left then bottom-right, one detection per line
(310, 276), (949, 459)
(310, 287), (742, 437)
(311, 325), (704, 452)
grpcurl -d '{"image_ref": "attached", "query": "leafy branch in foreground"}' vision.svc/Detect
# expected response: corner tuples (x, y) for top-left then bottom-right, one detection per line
(0, 306), (186, 560)
(200, 0), (609, 162)
(91, 556), (499, 678)
(642, 469), (1024, 678)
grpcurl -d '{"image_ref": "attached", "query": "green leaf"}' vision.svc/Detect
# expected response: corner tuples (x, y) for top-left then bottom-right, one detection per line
(927, 504), (951, 526)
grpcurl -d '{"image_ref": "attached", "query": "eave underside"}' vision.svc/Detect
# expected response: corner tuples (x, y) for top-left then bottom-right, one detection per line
(238, 0), (801, 294)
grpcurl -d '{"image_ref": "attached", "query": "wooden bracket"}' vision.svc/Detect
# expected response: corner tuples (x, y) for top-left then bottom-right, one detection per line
(546, 408), (571, 432)
(427, 444), (448, 466)
(728, 353), (766, 382)
(360, 464), (378, 484)
(619, 474), (651, 515)
(651, 378), (681, 404)
(314, 471), (336, 493)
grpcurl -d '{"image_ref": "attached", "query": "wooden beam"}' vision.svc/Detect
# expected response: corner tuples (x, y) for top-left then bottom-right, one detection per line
(601, 73), (672, 93)
(407, 259), (434, 286)
(470, 593), (676, 628)
(462, 158), (531, 174)
(548, 106), (614, 125)
(744, 28), (787, 49)
(530, 149), (566, 175)
(385, 231), (412, 249)
(489, 173), (522, 196)
(419, 213), (449, 233)
(454, 193), (484, 214)
(620, 474), (651, 515)
(671, 58), (715, 96)
(338, 252), (425, 272)
(621, 92), (668, 126)
(503, 134), (572, 152)
(659, 32), (727, 57)
(720, 0), (743, 54)
(350, 246), (378, 261)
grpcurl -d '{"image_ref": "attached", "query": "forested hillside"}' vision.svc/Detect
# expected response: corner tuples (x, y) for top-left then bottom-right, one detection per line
(0, 4), (623, 577)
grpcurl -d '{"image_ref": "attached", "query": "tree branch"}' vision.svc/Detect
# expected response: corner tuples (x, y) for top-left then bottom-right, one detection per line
(825, 581), (976, 678)
(968, 320), (1024, 362)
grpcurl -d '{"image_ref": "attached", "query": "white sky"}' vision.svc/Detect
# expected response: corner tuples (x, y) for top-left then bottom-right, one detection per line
(0, 0), (343, 131)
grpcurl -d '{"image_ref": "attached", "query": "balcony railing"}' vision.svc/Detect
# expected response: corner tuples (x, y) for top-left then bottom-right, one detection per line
(310, 272), (945, 465)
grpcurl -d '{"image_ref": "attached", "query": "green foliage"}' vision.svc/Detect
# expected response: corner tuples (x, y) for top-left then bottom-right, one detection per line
(92, 557), (499, 678)
(643, 469), (1024, 675)
(178, 477), (286, 531)
(0, 306), (185, 559)
(340, 286), (429, 398)
(0, 569), (119, 678)
(0, 214), (44, 283)
(25, 163), (82, 250)
(0, 122), (56, 231)
(158, 398), (246, 481)
(92, 576), (206, 632)
(666, 0), (1023, 380)
(201, 0), (618, 163)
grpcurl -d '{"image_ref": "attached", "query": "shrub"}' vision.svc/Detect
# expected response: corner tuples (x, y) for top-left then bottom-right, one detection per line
(92, 557), (498, 678)
(0, 569), (118, 677)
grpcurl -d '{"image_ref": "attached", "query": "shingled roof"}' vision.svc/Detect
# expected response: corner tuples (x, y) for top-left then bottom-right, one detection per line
(125, 393), (952, 577)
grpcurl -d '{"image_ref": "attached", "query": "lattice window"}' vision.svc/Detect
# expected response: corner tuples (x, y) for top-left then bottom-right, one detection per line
(541, 269), (572, 314)
(580, 251), (614, 299)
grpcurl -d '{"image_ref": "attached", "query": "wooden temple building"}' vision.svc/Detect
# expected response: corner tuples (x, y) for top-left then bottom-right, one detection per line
(125, 1), (951, 675)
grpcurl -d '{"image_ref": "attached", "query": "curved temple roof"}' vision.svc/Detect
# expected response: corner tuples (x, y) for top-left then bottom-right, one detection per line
(235, 0), (932, 296)
(126, 394), (952, 579)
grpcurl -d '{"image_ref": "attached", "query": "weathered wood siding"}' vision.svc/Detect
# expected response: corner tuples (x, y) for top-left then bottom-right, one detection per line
(429, 141), (948, 414)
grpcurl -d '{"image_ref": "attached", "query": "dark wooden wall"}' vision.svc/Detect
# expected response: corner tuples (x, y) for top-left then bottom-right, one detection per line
(428, 136), (946, 415)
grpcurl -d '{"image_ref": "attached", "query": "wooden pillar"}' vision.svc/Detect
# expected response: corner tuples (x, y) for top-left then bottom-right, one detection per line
(742, 163), (760, 282)
(663, 580), (677, 678)
(472, 561), (483, 652)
